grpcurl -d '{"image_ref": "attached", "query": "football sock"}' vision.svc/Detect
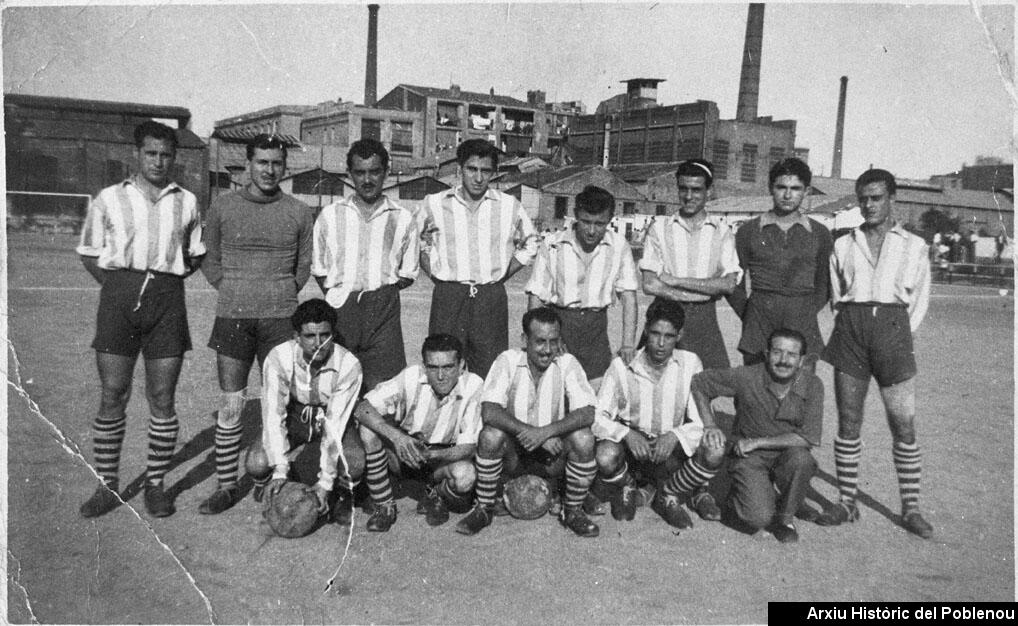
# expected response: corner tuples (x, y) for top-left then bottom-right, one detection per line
(892, 440), (922, 513)
(563, 459), (597, 510)
(834, 436), (863, 504)
(93, 413), (127, 486)
(365, 448), (393, 504)
(662, 457), (716, 497)
(213, 422), (244, 490)
(474, 455), (503, 508)
(146, 413), (178, 486)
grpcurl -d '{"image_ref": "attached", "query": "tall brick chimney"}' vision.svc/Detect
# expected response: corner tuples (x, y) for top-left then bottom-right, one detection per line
(831, 76), (848, 179)
(736, 3), (765, 123)
(365, 4), (379, 106)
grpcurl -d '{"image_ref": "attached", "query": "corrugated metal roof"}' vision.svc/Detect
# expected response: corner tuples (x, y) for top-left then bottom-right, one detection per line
(211, 128), (302, 146)
(5, 92), (191, 121)
(612, 163), (681, 182)
(396, 84), (532, 109)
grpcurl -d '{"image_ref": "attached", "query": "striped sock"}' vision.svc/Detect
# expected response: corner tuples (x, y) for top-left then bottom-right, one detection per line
(892, 440), (922, 513)
(365, 449), (392, 505)
(834, 436), (863, 504)
(93, 414), (127, 485)
(474, 456), (503, 508)
(213, 423), (244, 490)
(563, 459), (597, 510)
(662, 457), (716, 497)
(146, 414), (179, 486)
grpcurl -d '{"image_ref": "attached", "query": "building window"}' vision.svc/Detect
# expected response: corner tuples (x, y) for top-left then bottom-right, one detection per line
(391, 121), (413, 154)
(655, 204), (667, 216)
(623, 202), (635, 215)
(554, 196), (568, 219)
(741, 144), (758, 183)
(769, 146), (785, 166)
(713, 140), (729, 180)
(361, 119), (382, 141)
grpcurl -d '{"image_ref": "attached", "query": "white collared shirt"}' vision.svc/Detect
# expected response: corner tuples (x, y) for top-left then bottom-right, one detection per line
(364, 364), (483, 445)
(639, 212), (742, 302)
(481, 349), (596, 427)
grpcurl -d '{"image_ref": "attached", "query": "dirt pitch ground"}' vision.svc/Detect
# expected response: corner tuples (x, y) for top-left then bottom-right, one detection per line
(4, 231), (1014, 624)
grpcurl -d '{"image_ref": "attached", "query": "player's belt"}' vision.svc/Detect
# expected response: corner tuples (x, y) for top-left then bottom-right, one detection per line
(550, 304), (607, 314)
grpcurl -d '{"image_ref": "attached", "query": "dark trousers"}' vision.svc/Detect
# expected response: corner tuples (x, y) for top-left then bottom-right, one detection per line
(428, 281), (508, 378)
(334, 284), (407, 392)
(729, 447), (817, 530)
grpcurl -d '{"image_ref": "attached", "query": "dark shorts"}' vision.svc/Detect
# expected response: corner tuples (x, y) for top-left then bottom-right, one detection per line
(601, 438), (690, 488)
(738, 292), (824, 360)
(93, 270), (191, 359)
(651, 297), (730, 369)
(334, 284), (407, 391)
(555, 306), (611, 380)
(822, 304), (917, 387)
(208, 316), (292, 366)
(428, 280), (508, 379)
(284, 401), (365, 487)
(501, 438), (567, 480)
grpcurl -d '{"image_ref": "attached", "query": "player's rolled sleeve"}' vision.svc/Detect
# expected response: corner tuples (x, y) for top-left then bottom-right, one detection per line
(76, 195), (106, 258)
(524, 243), (555, 302)
(260, 350), (293, 480)
(397, 214), (421, 280)
(363, 373), (406, 416)
(637, 220), (665, 275)
(908, 253), (931, 331)
(481, 352), (514, 407)
(513, 204), (539, 266)
(455, 390), (483, 445)
(562, 355), (596, 410)
(614, 241), (640, 293)
(185, 212), (206, 259)
(310, 211), (333, 278)
(199, 199), (224, 287)
(316, 355), (363, 491)
(592, 364), (629, 442)
(718, 229), (743, 284)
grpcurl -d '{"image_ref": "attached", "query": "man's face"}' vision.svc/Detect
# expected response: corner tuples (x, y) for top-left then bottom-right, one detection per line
(135, 137), (176, 188)
(770, 175), (808, 216)
(765, 336), (804, 384)
(459, 155), (496, 200)
(857, 181), (893, 229)
(296, 321), (334, 365)
(349, 154), (387, 204)
(573, 208), (610, 251)
(644, 319), (681, 366)
(676, 175), (709, 218)
(248, 147), (286, 195)
(523, 320), (562, 373)
(423, 350), (463, 398)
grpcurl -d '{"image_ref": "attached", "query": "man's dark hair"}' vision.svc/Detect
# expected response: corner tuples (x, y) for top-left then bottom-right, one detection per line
(522, 307), (561, 336)
(574, 185), (615, 217)
(768, 157), (812, 188)
(767, 328), (807, 356)
(855, 168), (897, 196)
(422, 333), (463, 361)
(347, 138), (390, 171)
(645, 298), (686, 334)
(247, 133), (289, 161)
(456, 139), (499, 169)
(675, 159), (714, 189)
(291, 298), (337, 332)
(134, 121), (178, 151)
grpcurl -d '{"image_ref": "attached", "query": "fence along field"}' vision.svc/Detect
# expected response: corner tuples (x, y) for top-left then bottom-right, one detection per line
(6, 231), (1014, 624)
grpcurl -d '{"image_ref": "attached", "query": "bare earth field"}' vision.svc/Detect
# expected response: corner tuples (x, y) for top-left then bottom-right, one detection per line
(5, 231), (1015, 624)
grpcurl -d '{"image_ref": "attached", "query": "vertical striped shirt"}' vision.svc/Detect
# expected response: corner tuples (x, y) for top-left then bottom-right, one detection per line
(481, 350), (596, 427)
(525, 228), (639, 308)
(592, 349), (704, 456)
(312, 195), (419, 307)
(638, 213), (742, 302)
(420, 186), (539, 284)
(261, 340), (363, 491)
(364, 365), (484, 445)
(829, 222), (931, 331)
(77, 178), (205, 275)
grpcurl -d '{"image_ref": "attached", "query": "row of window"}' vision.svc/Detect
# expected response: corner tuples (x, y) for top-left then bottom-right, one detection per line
(712, 140), (787, 183)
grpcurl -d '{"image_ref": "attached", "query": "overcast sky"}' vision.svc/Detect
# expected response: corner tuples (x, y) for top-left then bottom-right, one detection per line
(3, 2), (1014, 180)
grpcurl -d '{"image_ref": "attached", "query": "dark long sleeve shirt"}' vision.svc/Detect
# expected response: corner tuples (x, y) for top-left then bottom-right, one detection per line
(730, 212), (833, 315)
(201, 187), (314, 318)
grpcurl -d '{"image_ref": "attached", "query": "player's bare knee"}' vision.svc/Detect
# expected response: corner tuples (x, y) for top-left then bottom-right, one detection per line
(358, 426), (383, 452)
(99, 384), (131, 412)
(698, 444), (725, 469)
(595, 440), (624, 474)
(244, 443), (272, 479)
(477, 426), (507, 456)
(216, 389), (246, 429)
(344, 447), (366, 482)
(145, 388), (176, 419)
(565, 428), (596, 460)
(449, 462), (475, 492)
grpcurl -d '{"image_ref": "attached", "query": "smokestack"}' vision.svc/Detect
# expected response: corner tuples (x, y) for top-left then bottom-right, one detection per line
(736, 3), (765, 123)
(365, 4), (379, 106)
(831, 76), (848, 179)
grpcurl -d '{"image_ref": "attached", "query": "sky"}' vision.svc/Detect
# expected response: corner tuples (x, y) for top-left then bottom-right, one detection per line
(3, 1), (1014, 180)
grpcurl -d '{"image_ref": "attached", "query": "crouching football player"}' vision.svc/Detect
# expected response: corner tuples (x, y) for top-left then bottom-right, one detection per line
(588, 300), (725, 529)
(456, 307), (601, 538)
(353, 334), (483, 531)
(245, 299), (365, 525)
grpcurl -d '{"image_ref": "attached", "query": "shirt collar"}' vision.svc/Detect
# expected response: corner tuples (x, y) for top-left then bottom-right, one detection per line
(452, 185), (499, 206)
(628, 348), (680, 377)
(416, 369), (466, 402)
(343, 194), (397, 218)
(760, 210), (813, 232)
(671, 211), (719, 232)
(125, 176), (181, 198)
(555, 227), (611, 251)
(756, 362), (812, 399)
